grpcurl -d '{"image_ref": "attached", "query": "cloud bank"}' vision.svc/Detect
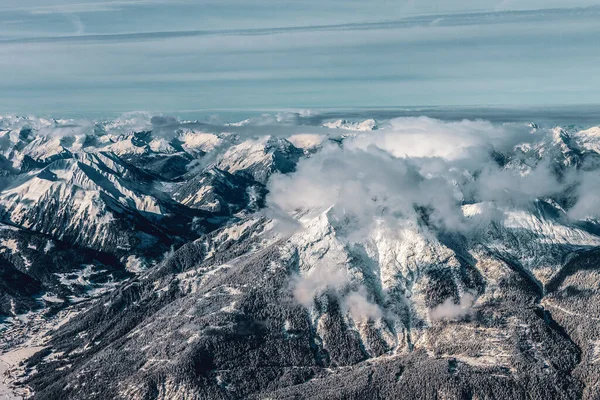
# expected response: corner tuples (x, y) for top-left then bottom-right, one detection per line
(263, 114), (600, 316)
(268, 115), (600, 233)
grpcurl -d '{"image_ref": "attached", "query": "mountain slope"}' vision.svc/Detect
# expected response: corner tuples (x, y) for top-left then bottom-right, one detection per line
(0, 222), (131, 319)
(0, 153), (212, 258)
(19, 215), (585, 399)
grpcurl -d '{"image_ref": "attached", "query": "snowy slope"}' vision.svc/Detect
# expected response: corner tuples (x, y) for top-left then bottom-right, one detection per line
(216, 136), (303, 183)
(171, 167), (265, 214)
(464, 200), (600, 284)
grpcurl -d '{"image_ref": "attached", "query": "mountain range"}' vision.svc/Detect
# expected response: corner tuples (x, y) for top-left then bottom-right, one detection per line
(1, 113), (600, 399)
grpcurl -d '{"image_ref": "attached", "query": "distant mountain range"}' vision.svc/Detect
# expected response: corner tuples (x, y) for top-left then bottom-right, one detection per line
(1, 113), (600, 399)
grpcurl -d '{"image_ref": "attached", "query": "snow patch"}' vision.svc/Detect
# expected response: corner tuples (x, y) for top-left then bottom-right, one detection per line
(323, 119), (378, 131)
(0, 239), (18, 254)
(125, 255), (146, 273)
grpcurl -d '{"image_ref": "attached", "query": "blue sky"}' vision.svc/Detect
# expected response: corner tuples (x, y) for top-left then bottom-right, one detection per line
(1, 0), (599, 117)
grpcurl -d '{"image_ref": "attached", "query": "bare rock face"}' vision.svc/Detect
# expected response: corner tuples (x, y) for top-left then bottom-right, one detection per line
(1, 115), (600, 399)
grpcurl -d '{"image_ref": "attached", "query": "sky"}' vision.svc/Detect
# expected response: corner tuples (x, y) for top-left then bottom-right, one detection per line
(1, 0), (600, 117)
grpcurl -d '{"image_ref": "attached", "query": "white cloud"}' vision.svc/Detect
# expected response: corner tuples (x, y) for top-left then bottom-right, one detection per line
(268, 117), (600, 237)
(267, 137), (468, 233)
(568, 170), (600, 220)
(291, 264), (383, 322)
(429, 293), (476, 321)
(348, 117), (529, 161)
(287, 133), (326, 150)
(291, 264), (349, 307)
(343, 287), (383, 322)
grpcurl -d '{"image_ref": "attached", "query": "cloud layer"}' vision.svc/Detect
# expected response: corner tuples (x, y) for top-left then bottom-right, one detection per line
(264, 114), (600, 318)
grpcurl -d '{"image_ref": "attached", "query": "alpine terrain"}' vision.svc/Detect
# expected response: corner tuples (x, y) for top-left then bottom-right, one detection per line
(1, 112), (600, 400)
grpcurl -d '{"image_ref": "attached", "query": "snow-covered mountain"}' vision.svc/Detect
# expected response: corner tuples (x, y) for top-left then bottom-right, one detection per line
(216, 136), (303, 184)
(322, 118), (379, 131)
(171, 166), (266, 214)
(2, 113), (600, 399)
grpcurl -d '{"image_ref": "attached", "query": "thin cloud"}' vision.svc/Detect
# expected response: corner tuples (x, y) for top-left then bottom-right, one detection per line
(2, 6), (598, 45)
(64, 13), (84, 36)
(2, 0), (180, 15)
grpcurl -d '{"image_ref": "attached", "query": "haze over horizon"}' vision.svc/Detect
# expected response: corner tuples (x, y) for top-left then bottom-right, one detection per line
(1, 0), (600, 116)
